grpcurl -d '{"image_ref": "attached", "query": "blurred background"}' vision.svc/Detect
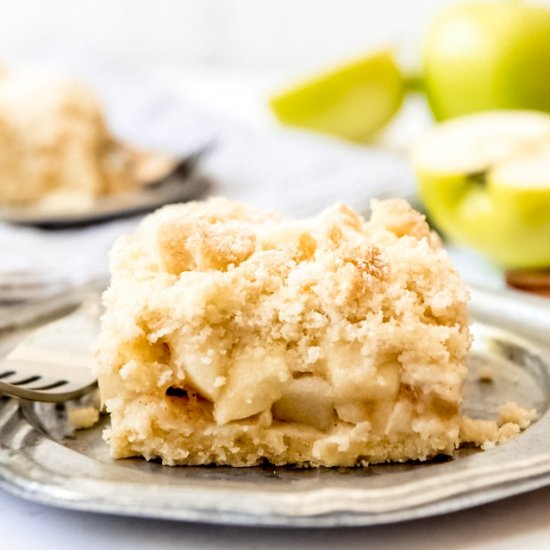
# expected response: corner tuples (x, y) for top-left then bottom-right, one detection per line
(3, 0), (550, 302)
(1, 0), (450, 72)
(0, 0), (452, 134)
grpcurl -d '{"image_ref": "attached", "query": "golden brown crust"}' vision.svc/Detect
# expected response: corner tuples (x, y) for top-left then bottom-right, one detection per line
(157, 215), (257, 274)
(369, 198), (431, 239)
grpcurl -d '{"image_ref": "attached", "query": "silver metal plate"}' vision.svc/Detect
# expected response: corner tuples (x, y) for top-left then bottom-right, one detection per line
(0, 296), (550, 527)
(0, 172), (207, 228)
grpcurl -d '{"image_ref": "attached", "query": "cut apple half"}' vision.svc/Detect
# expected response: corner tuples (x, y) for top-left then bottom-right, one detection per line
(413, 111), (550, 174)
(412, 110), (550, 268)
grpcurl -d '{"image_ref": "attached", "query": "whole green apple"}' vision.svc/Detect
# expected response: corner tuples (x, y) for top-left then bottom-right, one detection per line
(422, 1), (550, 120)
(412, 111), (550, 268)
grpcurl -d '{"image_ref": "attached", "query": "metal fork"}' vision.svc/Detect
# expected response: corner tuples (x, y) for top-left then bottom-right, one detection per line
(0, 283), (102, 403)
(0, 359), (97, 402)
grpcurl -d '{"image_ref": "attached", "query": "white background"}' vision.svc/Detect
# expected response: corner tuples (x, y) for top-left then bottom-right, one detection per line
(1, 0), (455, 72)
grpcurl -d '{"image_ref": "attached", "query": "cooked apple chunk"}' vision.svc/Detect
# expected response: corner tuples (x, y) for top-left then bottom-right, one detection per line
(272, 376), (336, 431)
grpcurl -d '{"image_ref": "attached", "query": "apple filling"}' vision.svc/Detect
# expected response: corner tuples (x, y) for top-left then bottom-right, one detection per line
(96, 197), (477, 466)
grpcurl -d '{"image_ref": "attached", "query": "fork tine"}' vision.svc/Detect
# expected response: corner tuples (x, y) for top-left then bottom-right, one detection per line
(29, 380), (68, 390)
(0, 371), (69, 391)
(0, 358), (97, 402)
(20, 379), (68, 390)
(0, 379), (97, 402)
(9, 375), (42, 386)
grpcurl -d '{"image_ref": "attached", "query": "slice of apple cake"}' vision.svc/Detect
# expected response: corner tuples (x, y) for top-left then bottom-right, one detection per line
(0, 70), (136, 207)
(96, 197), (473, 466)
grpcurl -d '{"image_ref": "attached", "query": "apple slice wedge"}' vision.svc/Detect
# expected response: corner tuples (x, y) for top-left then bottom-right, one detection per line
(412, 111), (550, 268)
(270, 49), (404, 143)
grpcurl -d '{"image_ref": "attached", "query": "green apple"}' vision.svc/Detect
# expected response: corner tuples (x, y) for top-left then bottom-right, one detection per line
(422, 1), (550, 120)
(270, 49), (404, 143)
(412, 111), (550, 268)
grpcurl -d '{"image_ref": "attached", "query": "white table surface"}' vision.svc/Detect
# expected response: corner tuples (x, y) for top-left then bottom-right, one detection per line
(2, 484), (550, 550)
(1, 66), (550, 549)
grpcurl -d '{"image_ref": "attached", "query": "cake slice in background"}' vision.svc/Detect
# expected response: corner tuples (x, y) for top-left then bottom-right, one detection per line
(0, 70), (138, 209)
